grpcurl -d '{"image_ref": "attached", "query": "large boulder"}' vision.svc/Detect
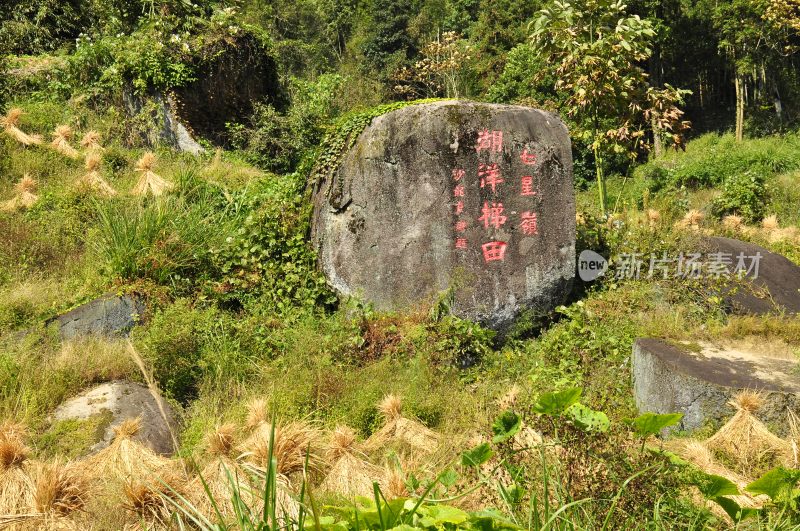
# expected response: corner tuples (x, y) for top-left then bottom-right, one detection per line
(311, 101), (575, 330)
(704, 236), (800, 315)
(632, 338), (800, 435)
(48, 294), (145, 340)
(52, 380), (179, 455)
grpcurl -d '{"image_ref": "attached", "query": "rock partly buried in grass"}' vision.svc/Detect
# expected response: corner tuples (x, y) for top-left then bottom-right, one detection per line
(311, 100), (575, 331)
(52, 381), (179, 456)
(704, 236), (800, 315)
(48, 294), (145, 340)
(632, 338), (800, 435)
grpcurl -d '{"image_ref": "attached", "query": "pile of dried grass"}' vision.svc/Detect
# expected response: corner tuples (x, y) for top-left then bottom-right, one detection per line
(364, 395), (440, 456)
(28, 458), (90, 529)
(705, 391), (792, 476)
(675, 209), (705, 231)
(1, 108), (42, 146)
(320, 425), (384, 499)
(2, 174), (39, 211)
(79, 153), (117, 197)
(722, 214), (743, 231)
(0, 430), (36, 516)
(186, 423), (261, 520)
(646, 209), (661, 228)
(82, 418), (173, 483)
(240, 420), (327, 481)
(761, 215), (779, 230)
(245, 398), (269, 431)
(122, 472), (183, 530)
(80, 130), (103, 152)
(132, 152), (173, 197)
(51, 125), (80, 158)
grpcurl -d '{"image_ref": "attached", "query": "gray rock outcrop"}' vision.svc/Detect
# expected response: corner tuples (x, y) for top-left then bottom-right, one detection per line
(311, 100), (575, 330)
(48, 294), (145, 340)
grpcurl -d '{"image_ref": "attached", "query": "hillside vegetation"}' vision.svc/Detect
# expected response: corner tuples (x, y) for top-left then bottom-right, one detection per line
(2, 0), (800, 529)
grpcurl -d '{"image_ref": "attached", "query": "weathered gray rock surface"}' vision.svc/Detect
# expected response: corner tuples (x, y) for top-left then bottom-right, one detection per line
(704, 236), (800, 315)
(122, 89), (205, 154)
(48, 294), (145, 339)
(53, 380), (179, 455)
(312, 100), (575, 330)
(632, 338), (800, 435)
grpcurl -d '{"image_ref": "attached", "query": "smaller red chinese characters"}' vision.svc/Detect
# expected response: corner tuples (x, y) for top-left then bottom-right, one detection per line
(453, 184), (465, 197)
(520, 175), (536, 196)
(455, 220), (468, 232)
(478, 201), (507, 229)
(475, 129), (503, 153)
(455, 200), (464, 214)
(520, 148), (537, 165)
(455, 238), (468, 250)
(520, 212), (538, 236)
(452, 168), (465, 181)
(481, 241), (507, 262)
(478, 163), (503, 193)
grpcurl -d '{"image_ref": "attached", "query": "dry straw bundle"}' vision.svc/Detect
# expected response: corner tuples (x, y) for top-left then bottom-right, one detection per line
(122, 471), (184, 530)
(320, 425), (384, 499)
(1, 108), (42, 146)
(187, 423), (262, 520)
(0, 428), (36, 516)
(51, 125), (80, 159)
(22, 458), (91, 530)
(80, 130), (103, 152)
(80, 153), (117, 197)
(675, 209), (705, 231)
(82, 418), (173, 483)
(132, 152), (173, 197)
(705, 391), (792, 476)
(646, 209), (661, 228)
(246, 398), (269, 431)
(364, 395), (440, 455)
(2, 174), (39, 211)
(722, 214), (743, 231)
(240, 420), (327, 481)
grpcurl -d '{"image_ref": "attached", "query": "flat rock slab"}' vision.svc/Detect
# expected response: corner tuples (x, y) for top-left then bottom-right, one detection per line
(312, 100), (575, 330)
(48, 294), (145, 340)
(705, 236), (800, 315)
(53, 381), (179, 455)
(632, 338), (800, 435)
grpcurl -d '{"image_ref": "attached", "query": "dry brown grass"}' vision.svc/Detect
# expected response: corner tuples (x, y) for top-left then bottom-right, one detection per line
(320, 426), (384, 499)
(245, 398), (269, 430)
(0, 435), (36, 515)
(2, 174), (39, 211)
(705, 391), (793, 476)
(79, 153), (117, 197)
(82, 418), (174, 483)
(80, 130), (103, 151)
(122, 472), (183, 529)
(1, 108), (42, 146)
(206, 423), (237, 458)
(646, 209), (661, 227)
(51, 125), (80, 159)
(761, 214), (779, 230)
(239, 421), (328, 481)
(33, 459), (89, 516)
(132, 152), (173, 197)
(675, 209), (705, 231)
(365, 395), (440, 455)
(722, 214), (743, 231)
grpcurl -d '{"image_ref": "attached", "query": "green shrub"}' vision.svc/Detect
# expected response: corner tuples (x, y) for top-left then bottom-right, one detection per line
(711, 171), (768, 222)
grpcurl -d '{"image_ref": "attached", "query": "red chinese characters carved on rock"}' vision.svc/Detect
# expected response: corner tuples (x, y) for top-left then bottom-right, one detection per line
(520, 175), (536, 196)
(453, 184), (465, 197)
(452, 168), (465, 182)
(455, 237), (468, 250)
(520, 211), (538, 235)
(520, 148), (536, 165)
(479, 163), (503, 193)
(475, 129), (503, 153)
(455, 220), (468, 232)
(482, 241), (507, 262)
(478, 201), (507, 229)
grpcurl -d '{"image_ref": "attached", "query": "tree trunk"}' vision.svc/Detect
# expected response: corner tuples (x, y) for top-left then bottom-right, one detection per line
(735, 73), (745, 142)
(652, 114), (663, 157)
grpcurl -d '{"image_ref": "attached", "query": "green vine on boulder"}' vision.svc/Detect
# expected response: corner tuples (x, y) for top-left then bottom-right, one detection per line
(309, 98), (444, 192)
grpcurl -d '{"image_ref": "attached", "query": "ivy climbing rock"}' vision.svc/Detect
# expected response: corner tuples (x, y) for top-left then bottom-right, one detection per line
(311, 100), (575, 330)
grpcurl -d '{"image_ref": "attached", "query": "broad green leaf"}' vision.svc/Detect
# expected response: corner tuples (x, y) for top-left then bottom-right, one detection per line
(746, 467), (800, 501)
(628, 412), (682, 437)
(532, 388), (581, 415)
(693, 473), (740, 499)
(566, 402), (610, 432)
(439, 468), (458, 488)
(470, 509), (522, 530)
(491, 410), (522, 443)
(712, 496), (759, 522)
(462, 443), (493, 467)
(418, 505), (470, 527)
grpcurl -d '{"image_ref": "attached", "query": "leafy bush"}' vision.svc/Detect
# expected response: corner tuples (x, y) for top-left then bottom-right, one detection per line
(711, 171), (768, 222)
